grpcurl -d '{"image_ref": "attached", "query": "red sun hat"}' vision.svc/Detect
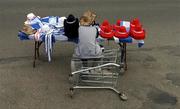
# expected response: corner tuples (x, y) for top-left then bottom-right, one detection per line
(101, 19), (110, 26)
(131, 24), (145, 40)
(100, 19), (113, 29)
(114, 26), (129, 39)
(130, 18), (141, 36)
(113, 19), (122, 31)
(130, 18), (140, 29)
(100, 26), (114, 39)
(116, 19), (121, 26)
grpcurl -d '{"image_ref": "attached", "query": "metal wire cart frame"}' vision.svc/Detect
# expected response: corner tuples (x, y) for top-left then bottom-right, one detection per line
(69, 46), (128, 101)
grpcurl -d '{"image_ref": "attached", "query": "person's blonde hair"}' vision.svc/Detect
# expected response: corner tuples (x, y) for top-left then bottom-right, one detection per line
(82, 10), (97, 24)
(80, 16), (92, 26)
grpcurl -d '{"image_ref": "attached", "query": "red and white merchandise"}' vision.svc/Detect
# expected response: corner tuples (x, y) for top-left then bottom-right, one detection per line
(114, 26), (129, 39)
(100, 20), (114, 39)
(131, 24), (146, 40)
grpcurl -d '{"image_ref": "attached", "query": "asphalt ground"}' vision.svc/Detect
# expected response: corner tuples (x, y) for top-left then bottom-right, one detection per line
(0, 0), (180, 109)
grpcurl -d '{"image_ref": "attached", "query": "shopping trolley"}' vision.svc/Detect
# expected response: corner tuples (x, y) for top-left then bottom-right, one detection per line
(69, 48), (127, 101)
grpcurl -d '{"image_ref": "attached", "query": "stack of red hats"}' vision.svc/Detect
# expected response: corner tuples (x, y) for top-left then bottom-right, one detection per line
(116, 19), (121, 26)
(114, 26), (129, 39)
(130, 18), (140, 30)
(100, 18), (146, 40)
(113, 19), (129, 38)
(130, 18), (146, 40)
(100, 20), (114, 39)
(113, 19), (121, 30)
(131, 24), (145, 40)
(100, 19), (111, 27)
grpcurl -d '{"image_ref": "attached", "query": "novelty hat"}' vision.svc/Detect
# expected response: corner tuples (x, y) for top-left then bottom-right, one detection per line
(116, 19), (121, 26)
(100, 26), (114, 39)
(101, 19), (111, 27)
(27, 13), (36, 20)
(114, 26), (129, 39)
(130, 18), (141, 31)
(131, 24), (145, 40)
(113, 19), (122, 31)
(57, 17), (66, 27)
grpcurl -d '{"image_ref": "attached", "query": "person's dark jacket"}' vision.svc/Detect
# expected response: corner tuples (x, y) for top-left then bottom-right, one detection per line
(64, 14), (79, 40)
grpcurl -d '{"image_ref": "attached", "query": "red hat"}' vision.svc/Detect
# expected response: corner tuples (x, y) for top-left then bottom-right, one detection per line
(113, 19), (122, 31)
(113, 25), (119, 31)
(116, 19), (121, 26)
(130, 18), (141, 36)
(131, 24), (145, 40)
(100, 20), (113, 29)
(114, 26), (129, 39)
(101, 19), (110, 26)
(100, 26), (114, 39)
(130, 18), (140, 29)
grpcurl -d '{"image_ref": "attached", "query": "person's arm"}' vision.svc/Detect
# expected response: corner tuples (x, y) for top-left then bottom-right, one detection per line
(95, 26), (99, 38)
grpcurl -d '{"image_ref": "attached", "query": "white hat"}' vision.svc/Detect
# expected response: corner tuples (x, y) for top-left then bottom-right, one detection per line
(27, 13), (36, 20)
(57, 17), (66, 27)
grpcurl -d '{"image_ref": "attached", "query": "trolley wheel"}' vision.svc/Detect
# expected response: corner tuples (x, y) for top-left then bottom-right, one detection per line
(70, 88), (74, 98)
(69, 74), (73, 83)
(119, 93), (128, 101)
(119, 68), (125, 75)
(119, 63), (125, 75)
(125, 64), (128, 71)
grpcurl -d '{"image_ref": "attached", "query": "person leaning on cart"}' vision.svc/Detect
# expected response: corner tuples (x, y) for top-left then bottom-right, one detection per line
(74, 10), (103, 59)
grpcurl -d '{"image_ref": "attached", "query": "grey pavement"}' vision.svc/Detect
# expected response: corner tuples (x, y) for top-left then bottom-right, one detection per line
(0, 0), (180, 109)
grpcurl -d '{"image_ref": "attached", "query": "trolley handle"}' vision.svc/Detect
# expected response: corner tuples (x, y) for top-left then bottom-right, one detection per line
(71, 63), (121, 75)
